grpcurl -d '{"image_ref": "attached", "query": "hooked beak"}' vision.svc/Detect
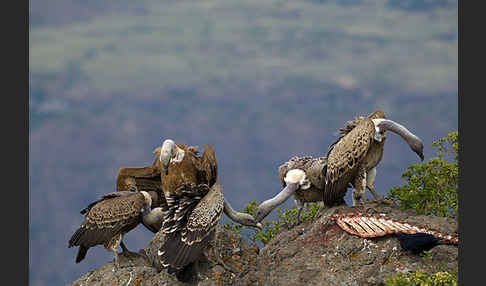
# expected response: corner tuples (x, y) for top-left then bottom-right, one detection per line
(417, 150), (425, 162)
(372, 118), (424, 162)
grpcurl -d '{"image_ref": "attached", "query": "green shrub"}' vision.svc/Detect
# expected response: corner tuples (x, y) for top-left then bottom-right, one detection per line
(224, 200), (320, 245)
(387, 131), (458, 218)
(386, 269), (457, 286)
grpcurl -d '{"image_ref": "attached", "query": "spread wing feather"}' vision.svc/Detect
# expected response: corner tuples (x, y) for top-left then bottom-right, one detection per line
(183, 184), (224, 245)
(116, 166), (162, 193)
(116, 148), (162, 193)
(158, 184), (220, 269)
(324, 118), (375, 205)
(161, 184), (211, 234)
(199, 144), (218, 187)
(115, 150), (168, 233)
(157, 142), (221, 273)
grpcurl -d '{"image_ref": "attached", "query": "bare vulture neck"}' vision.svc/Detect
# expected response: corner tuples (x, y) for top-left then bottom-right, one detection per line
(223, 200), (247, 221)
(143, 207), (164, 225)
(140, 191), (153, 216)
(372, 118), (424, 161)
(173, 145), (185, 162)
(223, 200), (261, 228)
(372, 118), (421, 145)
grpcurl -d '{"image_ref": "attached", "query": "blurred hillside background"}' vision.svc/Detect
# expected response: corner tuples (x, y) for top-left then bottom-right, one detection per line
(29, 0), (457, 285)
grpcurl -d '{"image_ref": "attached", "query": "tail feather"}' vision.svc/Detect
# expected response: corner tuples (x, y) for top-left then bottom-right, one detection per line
(159, 183), (213, 280)
(75, 246), (89, 263)
(69, 227), (86, 247)
(159, 232), (207, 270)
(174, 243), (191, 267)
(175, 262), (198, 283)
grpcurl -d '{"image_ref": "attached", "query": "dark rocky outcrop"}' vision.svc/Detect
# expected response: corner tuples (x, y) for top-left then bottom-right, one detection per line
(67, 201), (458, 286)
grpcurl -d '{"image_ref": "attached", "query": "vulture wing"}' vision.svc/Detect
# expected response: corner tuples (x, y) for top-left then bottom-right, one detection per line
(116, 147), (162, 193)
(183, 183), (224, 245)
(324, 118), (375, 206)
(69, 192), (145, 249)
(158, 183), (223, 270)
(198, 144), (218, 187)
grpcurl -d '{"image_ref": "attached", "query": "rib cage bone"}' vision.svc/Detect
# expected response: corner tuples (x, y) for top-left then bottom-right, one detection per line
(331, 212), (458, 245)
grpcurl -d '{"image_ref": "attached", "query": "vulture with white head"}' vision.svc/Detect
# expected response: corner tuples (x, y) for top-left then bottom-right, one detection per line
(156, 139), (262, 282)
(254, 110), (424, 222)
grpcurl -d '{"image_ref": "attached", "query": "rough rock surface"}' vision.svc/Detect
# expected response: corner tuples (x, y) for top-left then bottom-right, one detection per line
(67, 201), (458, 286)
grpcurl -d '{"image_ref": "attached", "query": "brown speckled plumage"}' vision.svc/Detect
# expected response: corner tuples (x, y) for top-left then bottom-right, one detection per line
(271, 155), (352, 223)
(325, 117), (377, 205)
(158, 184), (224, 272)
(325, 109), (411, 206)
(161, 143), (217, 199)
(255, 110), (422, 222)
(157, 143), (221, 281)
(184, 184), (224, 245)
(68, 191), (151, 264)
(278, 156), (330, 204)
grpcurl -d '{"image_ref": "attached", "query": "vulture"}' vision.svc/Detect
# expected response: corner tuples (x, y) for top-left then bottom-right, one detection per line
(68, 191), (160, 269)
(115, 146), (167, 233)
(254, 110), (424, 222)
(324, 110), (424, 207)
(255, 156), (352, 223)
(156, 139), (262, 282)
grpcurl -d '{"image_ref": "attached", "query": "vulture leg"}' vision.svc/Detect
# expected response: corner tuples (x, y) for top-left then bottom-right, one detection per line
(294, 198), (304, 225)
(107, 234), (123, 271)
(112, 251), (120, 271)
(120, 241), (129, 253)
(352, 167), (367, 206)
(366, 167), (382, 201)
(120, 240), (138, 260)
(365, 168), (395, 206)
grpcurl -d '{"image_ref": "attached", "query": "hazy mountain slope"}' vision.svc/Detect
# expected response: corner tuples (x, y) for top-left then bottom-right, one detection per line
(29, 0), (457, 285)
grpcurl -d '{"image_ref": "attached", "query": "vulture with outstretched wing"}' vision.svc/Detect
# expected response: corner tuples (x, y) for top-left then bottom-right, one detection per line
(155, 139), (261, 282)
(115, 147), (167, 233)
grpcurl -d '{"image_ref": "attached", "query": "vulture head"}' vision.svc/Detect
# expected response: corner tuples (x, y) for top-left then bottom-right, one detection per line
(140, 191), (153, 213)
(372, 118), (424, 161)
(159, 139), (185, 174)
(255, 169), (310, 222)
